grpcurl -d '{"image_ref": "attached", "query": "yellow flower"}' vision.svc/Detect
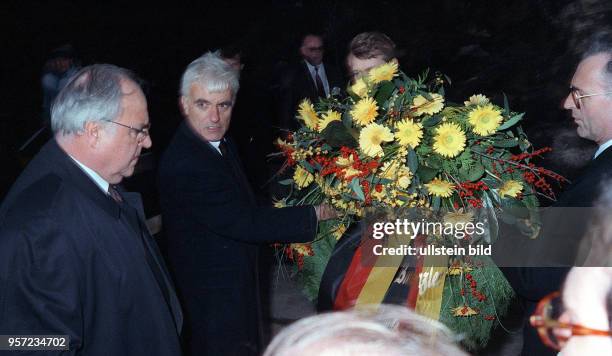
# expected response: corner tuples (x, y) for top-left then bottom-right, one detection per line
(332, 223), (347, 240)
(433, 122), (466, 158)
(298, 99), (319, 130)
(395, 119), (423, 148)
(443, 211), (474, 225)
(359, 123), (394, 157)
(468, 104), (503, 136)
(380, 160), (412, 189)
(350, 77), (369, 97)
(318, 110), (342, 132)
(452, 305), (479, 317)
(412, 93), (444, 116)
(425, 178), (454, 198)
(464, 94), (490, 106)
(368, 61), (399, 84)
(291, 243), (314, 256)
(499, 180), (523, 198)
(273, 198), (287, 208)
(293, 165), (314, 188)
(351, 97), (379, 126)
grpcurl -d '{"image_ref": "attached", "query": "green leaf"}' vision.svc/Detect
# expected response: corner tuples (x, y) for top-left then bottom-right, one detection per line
(417, 166), (438, 183)
(431, 196), (441, 211)
(497, 113), (524, 131)
(350, 178), (365, 201)
(467, 163), (485, 181)
(278, 179), (294, 185)
(422, 115), (442, 127)
(299, 160), (315, 173)
(407, 148), (419, 172)
(503, 93), (510, 116)
(321, 121), (358, 148)
(492, 138), (519, 148)
(375, 81), (395, 108)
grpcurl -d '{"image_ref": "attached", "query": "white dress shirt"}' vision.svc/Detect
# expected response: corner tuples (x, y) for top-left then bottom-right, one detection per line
(593, 138), (612, 159)
(69, 155), (110, 194)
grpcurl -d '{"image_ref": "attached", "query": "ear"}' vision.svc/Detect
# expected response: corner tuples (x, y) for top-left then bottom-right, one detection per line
(179, 96), (189, 117)
(83, 121), (102, 147)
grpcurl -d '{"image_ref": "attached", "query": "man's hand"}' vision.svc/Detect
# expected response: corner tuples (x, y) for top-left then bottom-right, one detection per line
(314, 204), (338, 221)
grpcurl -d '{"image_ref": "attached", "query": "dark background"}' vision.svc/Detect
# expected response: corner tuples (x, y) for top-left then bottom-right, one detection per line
(1, 0), (611, 205)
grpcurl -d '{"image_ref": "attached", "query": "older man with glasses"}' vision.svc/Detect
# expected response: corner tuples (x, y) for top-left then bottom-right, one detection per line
(0, 64), (182, 355)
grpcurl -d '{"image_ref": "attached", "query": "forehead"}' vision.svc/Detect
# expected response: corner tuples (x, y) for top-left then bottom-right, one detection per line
(347, 54), (385, 72)
(303, 35), (323, 47)
(573, 53), (609, 88)
(188, 82), (232, 102)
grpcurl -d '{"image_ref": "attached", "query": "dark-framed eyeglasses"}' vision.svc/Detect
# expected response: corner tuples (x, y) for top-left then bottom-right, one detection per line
(570, 86), (612, 109)
(102, 119), (150, 143)
(529, 291), (612, 351)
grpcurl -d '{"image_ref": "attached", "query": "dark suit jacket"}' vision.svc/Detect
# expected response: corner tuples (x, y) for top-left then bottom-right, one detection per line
(504, 145), (612, 356)
(0, 140), (182, 355)
(158, 122), (317, 356)
(279, 60), (344, 131)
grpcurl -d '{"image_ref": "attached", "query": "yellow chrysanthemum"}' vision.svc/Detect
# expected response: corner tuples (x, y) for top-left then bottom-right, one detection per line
(468, 104), (503, 136)
(318, 110), (342, 132)
(351, 97), (379, 126)
(293, 165), (314, 188)
(273, 198), (287, 208)
(433, 122), (466, 158)
(443, 211), (474, 225)
(464, 94), (490, 106)
(499, 180), (523, 198)
(359, 123), (394, 157)
(297, 99), (319, 130)
(412, 93), (444, 116)
(368, 61), (399, 84)
(291, 243), (314, 256)
(425, 178), (455, 198)
(380, 160), (412, 189)
(332, 223), (347, 240)
(350, 77), (369, 97)
(452, 305), (479, 317)
(395, 119), (423, 148)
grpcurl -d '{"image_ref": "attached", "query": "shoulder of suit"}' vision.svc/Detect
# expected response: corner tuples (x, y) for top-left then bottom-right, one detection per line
(1, 173), (66, 224)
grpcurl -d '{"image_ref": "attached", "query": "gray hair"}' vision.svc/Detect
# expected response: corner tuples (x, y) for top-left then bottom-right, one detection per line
(51, 64), (137, 135)
(264, 305), (468, 356)
(581, 31), (612, 88)
(180, 51), (240, 98)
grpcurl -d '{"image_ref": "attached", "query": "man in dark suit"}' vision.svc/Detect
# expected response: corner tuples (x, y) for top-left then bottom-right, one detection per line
(278, 33), (344, 131)
(505, 31), (612, 355)
(0, 65), (182, 355)
(158, 52), (336, 356)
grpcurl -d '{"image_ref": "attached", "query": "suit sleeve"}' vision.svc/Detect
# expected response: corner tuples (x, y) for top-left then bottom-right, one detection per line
(161, 163), (317, 244)
(0, 213), (83, 355)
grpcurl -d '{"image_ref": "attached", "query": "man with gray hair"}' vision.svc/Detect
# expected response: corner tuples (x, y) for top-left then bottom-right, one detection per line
(159, 52), (336, 356)
(0, 64), (183, 355)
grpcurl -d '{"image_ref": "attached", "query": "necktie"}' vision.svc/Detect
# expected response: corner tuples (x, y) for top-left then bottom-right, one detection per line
(314, 66), (326, 98)
(108, 185), (123, 203)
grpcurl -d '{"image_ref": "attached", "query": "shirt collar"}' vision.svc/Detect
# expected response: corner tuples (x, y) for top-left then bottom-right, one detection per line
(68, 155), (110, 194)
(594, 139), (612, 159)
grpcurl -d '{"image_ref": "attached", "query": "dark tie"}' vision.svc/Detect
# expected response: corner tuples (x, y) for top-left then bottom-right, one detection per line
(314, 66), (326, 98)
(108, 185), (123, 203)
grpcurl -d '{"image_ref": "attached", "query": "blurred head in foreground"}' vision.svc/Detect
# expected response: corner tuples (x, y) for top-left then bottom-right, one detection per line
(264, 305), (468, 356)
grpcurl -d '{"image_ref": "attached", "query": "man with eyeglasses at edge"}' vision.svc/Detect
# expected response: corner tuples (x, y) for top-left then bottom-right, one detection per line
(0, 64), (183, 355)
(504, 30), (612, 356)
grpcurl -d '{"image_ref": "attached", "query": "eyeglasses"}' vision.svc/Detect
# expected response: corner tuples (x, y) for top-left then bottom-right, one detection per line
(103, 119), (150, 143)
(530, 291), (612, 350)
(570, 86), (612, 109)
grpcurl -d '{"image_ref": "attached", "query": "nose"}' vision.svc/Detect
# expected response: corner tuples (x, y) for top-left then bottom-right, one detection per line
(210, 107), (221, 123)
(140, 134), (152, 149)
(562, 93), (574, 110)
